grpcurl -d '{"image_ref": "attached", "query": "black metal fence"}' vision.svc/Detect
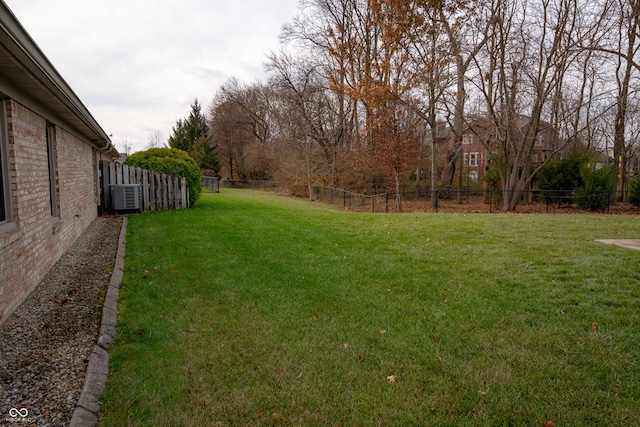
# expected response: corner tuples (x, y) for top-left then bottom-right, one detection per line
(220, 179), (284, 192)
(313, 186), (388, 213)
(207, 179), (639, 214)
(313, 186), (639, 214)
(201, 176), (220, 192)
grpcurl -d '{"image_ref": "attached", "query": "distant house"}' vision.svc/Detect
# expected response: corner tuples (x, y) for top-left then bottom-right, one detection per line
(0, 2), (118, 325)
(433, 115), (560, 184)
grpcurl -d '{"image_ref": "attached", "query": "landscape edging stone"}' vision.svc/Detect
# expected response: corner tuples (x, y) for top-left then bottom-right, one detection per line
(69, 216), (128, 427)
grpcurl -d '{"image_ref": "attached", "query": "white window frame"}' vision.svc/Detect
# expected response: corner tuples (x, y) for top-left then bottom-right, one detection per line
(0, 101), (12, 228)
(46, 122), (59, 219)
(465, 152), (480, 167)
(462, 134), (473, 145)
(470, 152), (479, 167)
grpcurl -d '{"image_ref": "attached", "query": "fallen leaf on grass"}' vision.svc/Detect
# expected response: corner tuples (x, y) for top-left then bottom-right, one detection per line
(342, 342), (349, 349)
(478, 391), (487, 395)
(379, 329), (386, 335)
(591, 322), (598, 330)
(543, 421), (556, 427)
(387, 375), (397, 383)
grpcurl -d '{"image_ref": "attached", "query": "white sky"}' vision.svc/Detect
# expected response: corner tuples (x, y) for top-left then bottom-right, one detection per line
(4, 0), (300, 153)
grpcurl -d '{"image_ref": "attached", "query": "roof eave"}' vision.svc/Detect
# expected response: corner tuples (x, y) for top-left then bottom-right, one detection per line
(0, 1), (118, 157)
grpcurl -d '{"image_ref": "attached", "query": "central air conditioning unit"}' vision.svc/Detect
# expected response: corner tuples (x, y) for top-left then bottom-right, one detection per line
(110, 184), (142, 212)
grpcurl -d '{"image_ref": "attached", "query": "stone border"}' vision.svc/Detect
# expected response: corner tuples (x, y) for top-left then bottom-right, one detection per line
(596, 239), (640, 251)
(69, 216), (128, 427)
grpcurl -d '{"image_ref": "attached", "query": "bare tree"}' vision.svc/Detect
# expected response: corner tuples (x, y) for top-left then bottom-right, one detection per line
(120, 140), (131, 157)
(267, 52), (348, 196)
(146, 130), (165, 149)
(209, 96), (250, 179)
(220, 79), (274, 145)
(470, 0), (599, 210)
(611, 0), (640, 198)
(404, 5), (453, 208)
(433, 0), (495, 204)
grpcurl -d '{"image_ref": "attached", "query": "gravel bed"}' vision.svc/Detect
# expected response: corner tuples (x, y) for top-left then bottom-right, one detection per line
(0, 215), (122, 427)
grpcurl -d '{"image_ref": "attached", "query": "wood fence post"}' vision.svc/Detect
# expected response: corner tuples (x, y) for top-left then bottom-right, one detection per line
(162, 174), (168, 210)
(141, 169), (149, 211)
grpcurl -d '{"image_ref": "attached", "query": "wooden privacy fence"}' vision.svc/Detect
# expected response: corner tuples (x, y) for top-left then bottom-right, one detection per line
(99, 160), (189, 212)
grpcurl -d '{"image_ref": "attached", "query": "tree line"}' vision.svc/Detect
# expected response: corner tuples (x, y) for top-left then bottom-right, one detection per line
(172, 0), (640, 211)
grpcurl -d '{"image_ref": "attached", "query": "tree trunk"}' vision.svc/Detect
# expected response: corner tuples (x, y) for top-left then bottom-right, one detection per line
(612, 0), (638, 201)
(443, 148), (458, 187)
(431, 134), (438, 210)
(305, 140), (313, 201)
(394, 168), (403, 212)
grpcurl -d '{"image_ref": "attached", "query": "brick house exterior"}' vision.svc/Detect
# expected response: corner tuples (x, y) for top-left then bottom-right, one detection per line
(0, 3), (118, 326)
(434, 116), (559, 185)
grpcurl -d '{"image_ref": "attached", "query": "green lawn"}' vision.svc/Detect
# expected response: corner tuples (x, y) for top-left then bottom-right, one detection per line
(99, 190), (640, 426)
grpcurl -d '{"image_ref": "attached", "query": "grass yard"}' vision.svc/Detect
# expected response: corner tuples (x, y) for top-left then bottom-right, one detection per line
(99, 189), (640, 426)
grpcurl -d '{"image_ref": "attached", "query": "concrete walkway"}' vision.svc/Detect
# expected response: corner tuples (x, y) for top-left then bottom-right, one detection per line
(596, 239), (640, 251)
(69, 217), (128, 427)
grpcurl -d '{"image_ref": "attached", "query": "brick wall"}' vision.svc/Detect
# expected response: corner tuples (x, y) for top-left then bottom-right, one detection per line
(0, 99), (101, 325)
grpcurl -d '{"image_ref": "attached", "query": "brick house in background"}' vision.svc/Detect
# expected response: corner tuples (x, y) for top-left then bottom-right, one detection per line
(434, 115), (559, 185)
(0, 2), (118, 325)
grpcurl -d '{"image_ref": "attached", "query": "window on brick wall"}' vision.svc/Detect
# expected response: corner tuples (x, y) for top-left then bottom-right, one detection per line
(464, 152), (481, 167)
(0, 152), (4, 223)
(0, 101), (10, 225)
(46, 123), (59, 218)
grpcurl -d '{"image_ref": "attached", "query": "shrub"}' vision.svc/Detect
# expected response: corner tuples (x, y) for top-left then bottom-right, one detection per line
(125, 148), (201, 206)
(575, 163), (613, 211)
(536, 153), (586, 206)
(629, 180), (640, 208)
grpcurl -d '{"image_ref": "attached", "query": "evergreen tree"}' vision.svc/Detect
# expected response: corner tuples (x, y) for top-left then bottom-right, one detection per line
(191, 136), (220, 171)
(168, 99), (220, 174)
(168, 118), (190, 152)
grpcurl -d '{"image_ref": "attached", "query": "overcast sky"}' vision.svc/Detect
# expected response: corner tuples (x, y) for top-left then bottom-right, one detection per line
(4, 0), (300, 153)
